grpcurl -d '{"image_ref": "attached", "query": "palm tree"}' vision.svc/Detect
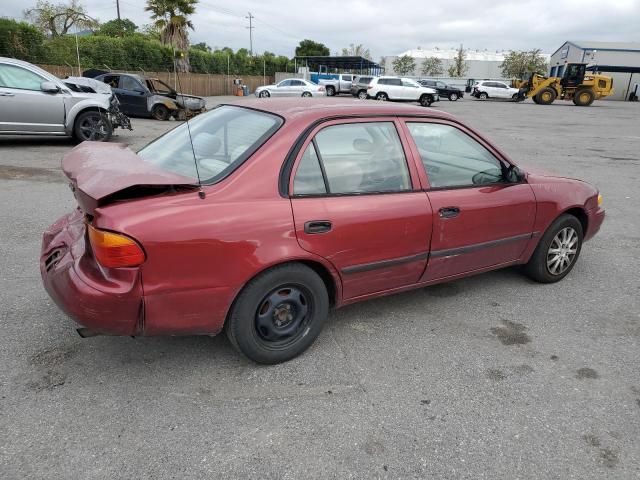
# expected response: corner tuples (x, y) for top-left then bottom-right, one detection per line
(145, 0), (198, 72)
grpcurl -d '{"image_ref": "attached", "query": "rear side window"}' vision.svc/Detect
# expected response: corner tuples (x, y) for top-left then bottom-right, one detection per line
(293, 122), (411, 195)
(358, 77), (372, 85)
(406, 123), (504, 188)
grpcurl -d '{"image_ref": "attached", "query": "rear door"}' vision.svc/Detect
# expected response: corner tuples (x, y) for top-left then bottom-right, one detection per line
(0, 62), (65, 133)
(290, 118), (433, 299)
(400, 119), (536, 281)
(289, 80), (306, 96)
(118, 76), (148, 116)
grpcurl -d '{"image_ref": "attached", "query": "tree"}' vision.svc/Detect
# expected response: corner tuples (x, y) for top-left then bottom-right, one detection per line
(392, 55), (416, 76)
(295, 39), (330, 57)
(341, 43), (371, 60)
(24, 0), (98, 37)
(145, 0), (198, 72)
(191, 41), (210, 52)
(447, 44), (468, 77)
(378, 56), (386, 71)
(421, 56), (443, 76)
(500, 49), (548, 79)
(97, 18), (137, 37)
(0, 18), (46, 62)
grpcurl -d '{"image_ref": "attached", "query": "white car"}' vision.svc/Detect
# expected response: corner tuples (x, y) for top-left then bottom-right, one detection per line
(367, 77), (439, 106)
(255, 79), (325, 98)
(472, 81), (520, 101)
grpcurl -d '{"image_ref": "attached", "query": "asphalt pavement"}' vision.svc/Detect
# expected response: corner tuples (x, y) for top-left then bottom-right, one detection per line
(0, 95), (639, 479)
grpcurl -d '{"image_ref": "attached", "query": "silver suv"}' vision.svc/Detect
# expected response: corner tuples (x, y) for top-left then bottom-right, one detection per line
(0, 57), (131, 141)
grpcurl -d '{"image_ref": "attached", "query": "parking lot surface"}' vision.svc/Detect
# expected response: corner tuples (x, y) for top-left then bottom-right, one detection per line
(1, 96), (639, 479)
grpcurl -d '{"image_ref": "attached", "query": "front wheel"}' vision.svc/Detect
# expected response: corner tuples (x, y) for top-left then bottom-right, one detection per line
(523, 214), (583, 283)
(259, 90), (270, 98)
(73, 110), (112, 142)
(226, 264), (329, 364)
(449, 92), (459, 101)
(420, 95), (432, 107)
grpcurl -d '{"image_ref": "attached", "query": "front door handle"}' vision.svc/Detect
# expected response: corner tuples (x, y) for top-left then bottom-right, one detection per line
(439, 207), (460, 219)
(304, 220), (332, 234)
(0, 91), (15, 97)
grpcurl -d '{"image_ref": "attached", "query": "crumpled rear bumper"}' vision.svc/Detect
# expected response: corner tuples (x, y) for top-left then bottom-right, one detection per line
(40, 209), (143, 336)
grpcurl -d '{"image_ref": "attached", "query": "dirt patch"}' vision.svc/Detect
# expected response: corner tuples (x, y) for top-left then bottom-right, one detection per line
(490, 320), (531, 345)
(29, 344), (79, 367)
(599, 448), (619, 468)
(576, 367), (599, 379)
(583, 434), (601, 447)
(486, 368), (507, 381)
(0, 165), (65, 183)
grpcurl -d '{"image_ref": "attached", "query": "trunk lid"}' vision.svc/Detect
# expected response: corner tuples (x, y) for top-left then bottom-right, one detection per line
(62, 142), (197, 214)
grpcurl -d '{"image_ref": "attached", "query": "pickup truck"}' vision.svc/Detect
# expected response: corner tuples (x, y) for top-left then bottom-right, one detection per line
(318, 74), (356, 96)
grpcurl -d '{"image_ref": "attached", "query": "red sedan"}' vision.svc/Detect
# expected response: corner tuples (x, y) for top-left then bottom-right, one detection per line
(40, 99), (605, 363)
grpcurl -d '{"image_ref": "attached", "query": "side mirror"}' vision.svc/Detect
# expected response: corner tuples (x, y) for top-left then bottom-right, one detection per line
(40, 81), (60, 93)
(505, 165), (525, 183)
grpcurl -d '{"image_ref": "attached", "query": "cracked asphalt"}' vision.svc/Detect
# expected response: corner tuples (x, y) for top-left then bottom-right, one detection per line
(1, 96), (639, 479)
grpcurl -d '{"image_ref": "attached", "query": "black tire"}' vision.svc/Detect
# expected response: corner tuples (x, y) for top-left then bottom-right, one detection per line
(532, 95), (541, 104)
(478, 92), (488, 100)
(512, 93), (519, 101)
(73, 110), (112, 142)
(326, 86), (335, 97)
(449, 92), (459, 101)
(357, 90), (368, 100)
(259, 90), (270, 98)
(376, 92), (388, 101)
(573, 89), (595, 106)
(523, 214), (583, 283)
(535, 87), (557, 105)
(225, 263), (329, 364)
(151, 104), (170, 121)
(420, 95), (432, 107)
(302, 91), (312, 97)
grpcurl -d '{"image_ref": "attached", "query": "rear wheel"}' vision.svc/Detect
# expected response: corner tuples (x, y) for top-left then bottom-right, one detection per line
(532, 95), (541, 104)
(302, 91), (312, 97)
(357, 90), (368, 100)
(73, 110), (112, 142)
(523, 214), (583, 283)
(535, 87), (557, 105)
(449, 92), (459, 101)
(376, 92), (388, 101)
(573, 89), (595, 106)
(478, 92), (488, 100)
(326, 86), (335, 96)
(226, 264), (329, 364)
(151, 104), (170, 121)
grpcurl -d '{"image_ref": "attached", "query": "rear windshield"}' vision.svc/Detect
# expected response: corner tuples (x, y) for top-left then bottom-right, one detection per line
(138, 106), (282, 184)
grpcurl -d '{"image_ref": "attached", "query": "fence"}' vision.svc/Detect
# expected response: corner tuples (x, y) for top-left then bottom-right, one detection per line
(36, 64), (274, 97)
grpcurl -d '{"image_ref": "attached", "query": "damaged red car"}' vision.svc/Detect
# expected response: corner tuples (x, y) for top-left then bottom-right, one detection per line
(40, 99), (605, 364)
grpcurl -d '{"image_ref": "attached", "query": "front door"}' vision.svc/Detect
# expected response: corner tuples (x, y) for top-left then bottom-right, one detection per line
(117, 75), (148, 116)
(289, 118), (433, 299)
(0, 63), (65, 133)
(401, 120), (536, 281)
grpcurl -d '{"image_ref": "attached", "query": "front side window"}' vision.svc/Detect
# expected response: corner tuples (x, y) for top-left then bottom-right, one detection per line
(0, 64), (47, 91)
(120, 76), (144, 92)
(138, 106), (282, 183)
(407, 123), (504, 188)
(293, 122), (411, 195)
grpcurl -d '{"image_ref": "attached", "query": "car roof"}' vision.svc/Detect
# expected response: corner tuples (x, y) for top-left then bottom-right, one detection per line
(222, 98), (456, 123)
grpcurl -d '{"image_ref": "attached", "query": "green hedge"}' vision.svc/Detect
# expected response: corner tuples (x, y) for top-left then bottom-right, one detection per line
(0, 18), (293, 75)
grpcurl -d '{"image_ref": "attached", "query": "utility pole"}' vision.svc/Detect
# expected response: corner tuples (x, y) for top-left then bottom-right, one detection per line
(116, 0), (121, 21)
(246, 12), (254, 56)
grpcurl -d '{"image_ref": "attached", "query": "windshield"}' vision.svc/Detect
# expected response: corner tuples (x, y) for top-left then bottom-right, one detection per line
(138, 106), (283, 183)
(147, 79), (174, 95)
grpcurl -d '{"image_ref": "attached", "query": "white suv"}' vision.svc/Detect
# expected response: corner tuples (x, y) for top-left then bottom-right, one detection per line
(472, 81), (520, 101)
(367, 77), (439, 106)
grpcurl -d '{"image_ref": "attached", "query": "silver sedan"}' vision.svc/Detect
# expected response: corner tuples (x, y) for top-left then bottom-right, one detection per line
(255, 79), (326, 98)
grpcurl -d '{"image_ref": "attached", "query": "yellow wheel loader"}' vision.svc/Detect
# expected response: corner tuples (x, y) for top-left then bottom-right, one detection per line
(515, 63), (614, 106)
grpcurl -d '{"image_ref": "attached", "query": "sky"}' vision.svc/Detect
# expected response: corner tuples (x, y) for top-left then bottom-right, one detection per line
(4, 0), (640, 58)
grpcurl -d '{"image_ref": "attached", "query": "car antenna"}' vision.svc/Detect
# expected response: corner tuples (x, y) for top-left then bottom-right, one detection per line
(174, 51), (205, 199)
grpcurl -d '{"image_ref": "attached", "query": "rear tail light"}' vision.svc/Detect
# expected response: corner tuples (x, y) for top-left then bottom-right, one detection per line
(367, 85), (373, 89)
(88, 224), (146, 268)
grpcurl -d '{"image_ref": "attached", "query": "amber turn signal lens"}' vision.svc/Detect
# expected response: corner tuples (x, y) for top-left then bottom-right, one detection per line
(87, 225), (146, 268)
(597, 194), (603, 207)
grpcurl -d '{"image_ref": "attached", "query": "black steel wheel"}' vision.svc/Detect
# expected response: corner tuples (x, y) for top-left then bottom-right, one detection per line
(151, 104), (170, 121)
(226, 264), (329, 364)
(73, 110), (112, 142)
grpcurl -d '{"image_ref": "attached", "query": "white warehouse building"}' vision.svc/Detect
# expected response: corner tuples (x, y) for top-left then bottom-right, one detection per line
(384, 47), (521, 79)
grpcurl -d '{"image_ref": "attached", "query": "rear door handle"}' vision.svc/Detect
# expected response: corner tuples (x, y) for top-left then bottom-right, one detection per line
(0, 91), (15, 97)
(439, 207), (460, 219)
(304, 220), (332, 234)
